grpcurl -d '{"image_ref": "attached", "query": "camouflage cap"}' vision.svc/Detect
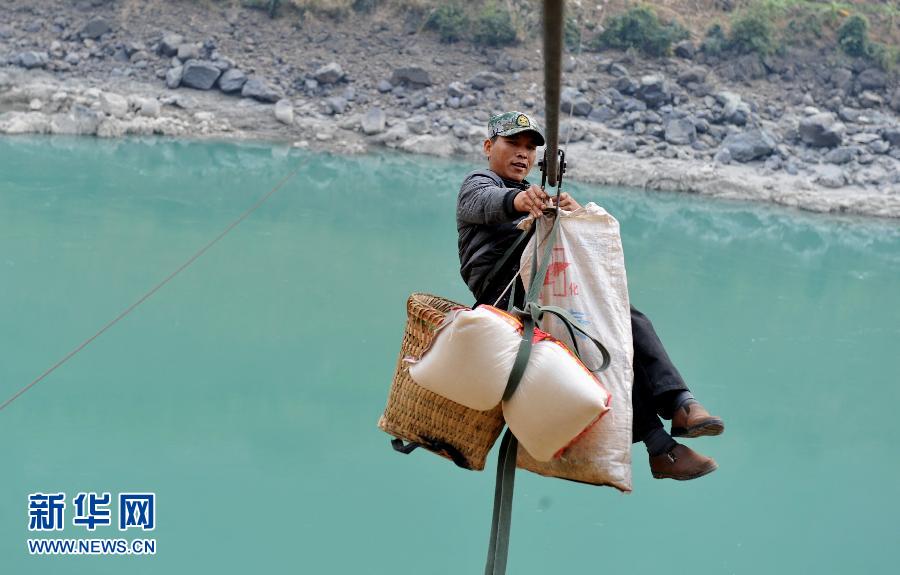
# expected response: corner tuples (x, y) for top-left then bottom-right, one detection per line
(488, 111), (545, 146)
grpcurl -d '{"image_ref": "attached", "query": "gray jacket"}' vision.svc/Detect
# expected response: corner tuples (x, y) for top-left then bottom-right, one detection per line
(457, 169), (530, 304)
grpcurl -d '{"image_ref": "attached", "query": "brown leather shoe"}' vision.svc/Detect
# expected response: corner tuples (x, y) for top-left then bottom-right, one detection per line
(670, 401), (724, 438)
(649, 443), (718, 480)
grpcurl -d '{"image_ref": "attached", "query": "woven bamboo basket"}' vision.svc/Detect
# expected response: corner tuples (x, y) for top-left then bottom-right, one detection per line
(378, 293), (505, 471)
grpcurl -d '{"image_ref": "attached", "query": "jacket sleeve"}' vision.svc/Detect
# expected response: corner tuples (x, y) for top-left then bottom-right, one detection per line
(457, 174), (522, 225)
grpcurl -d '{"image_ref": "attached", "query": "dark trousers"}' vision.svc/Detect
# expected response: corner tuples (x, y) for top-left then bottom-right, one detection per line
(478, 284), (688, 444)
(631, 306), (689, 443)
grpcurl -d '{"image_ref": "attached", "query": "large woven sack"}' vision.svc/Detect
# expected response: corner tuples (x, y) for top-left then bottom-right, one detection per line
(408, 305), (611, 462)
(518, 203), (635, 493)
(377, 293), (504, 471)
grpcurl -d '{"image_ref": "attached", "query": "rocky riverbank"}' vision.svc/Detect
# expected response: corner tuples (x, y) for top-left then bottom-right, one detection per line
(2, 0), (899, 218)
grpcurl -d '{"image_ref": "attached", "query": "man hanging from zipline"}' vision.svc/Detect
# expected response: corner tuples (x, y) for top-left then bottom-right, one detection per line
(457, 111), (725, 480)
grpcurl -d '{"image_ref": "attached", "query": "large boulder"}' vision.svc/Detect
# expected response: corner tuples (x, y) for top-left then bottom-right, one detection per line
(158, 33), (183, 57)
(165, 66), (183, 89)
(636, 75), (670, 108)
(324, 96), (347, 114)
(217, 68), (247, 93)
(241, 76), (280, 102)
(716, 91), (751, 126)
(721, 129), (776, 162)
(99, 92), (128, 118)
(560, 87), (592, 117)
(361, 107), (386, 135)
(677, 66), (707, 86)
(882, 128), (900, 147)
(15, 51), (49, 69)
(274, 99), (294, 125)
(468, 71), (504, 90)
(181, 60), (222, 90)
(390, 67), (432, 89)
(857, 68), (887, 91)
(314, 62), (344, 85)
(799, 113), (845, 148)
(665, 118), (696, 145)
(80, 18), (111, 40)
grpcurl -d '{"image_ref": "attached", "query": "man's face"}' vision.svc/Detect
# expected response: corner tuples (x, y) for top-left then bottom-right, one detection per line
(484, 132), (540, 181)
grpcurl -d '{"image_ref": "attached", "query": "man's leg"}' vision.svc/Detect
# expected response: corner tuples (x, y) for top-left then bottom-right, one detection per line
(631, 305), (724, 436)
(633, 361), (718, 480)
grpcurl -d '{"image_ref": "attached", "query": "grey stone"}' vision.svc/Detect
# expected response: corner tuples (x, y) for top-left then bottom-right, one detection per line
(608, 63), (628, 77)
(447, 97), (460, 109)
(859, 91), (883, 109)
(390, 67), (431, 88)
(217, 68), (247, 93)
(376, 80), (393, 93)
(869, 139), (890, 154)
(665, 118), (697, 145)
(165, 65), (183, 89)
(469, 71), (504, 90)
(177, 43), (201, 61)
(274, 99), (294, 125)
(81, 18), (111, 40)
(447, 81), (466, 98)
(0, 25), (14, 39)
(722, 129), (776, 162)
(24, 20), (43, 33)
(99, 92), (128, 118)
(181, 60), (221, 90)
(407, 115), (429, 135)
(325, 96), (347, 114)
(620, 98), (647, 113)
(636, 75), (670, 108)
(784, 160), (800, 175)
(241, 76), (280, 103)
(831, 68), (853, 90)
(613, 138), (638, 153)
(113, 47), (130, 63)
(839, 107), (861, 123)
(15, 51), (49, 69)
(361, 107), (386, 135)
(714, 147), (732, 164)
(799, 113), (845, 148)
(159, 33), (183, 57)
(410, 93), (428, 108)
(460, 94), (477, 108)
(824, 146), (856, 164)
(614, 76), (639, 95)
(342, 87), (356, 101)
(764, 155), (782, 171)
(857, 68), (887, 91)
(139, 98), (161, 118)
(561, 87), (592, 117)
(588, 106), (616, 123)
(674, 41), (695, 59)
(677, 66), (707, 86)
(883, 129), (900, 147)
(891, 90), (900, 113)
(314, 62), (344, 85)
(816, 165), (847, 188)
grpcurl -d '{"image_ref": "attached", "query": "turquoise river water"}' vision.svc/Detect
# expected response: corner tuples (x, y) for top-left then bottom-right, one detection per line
(1, 136), (899, 574)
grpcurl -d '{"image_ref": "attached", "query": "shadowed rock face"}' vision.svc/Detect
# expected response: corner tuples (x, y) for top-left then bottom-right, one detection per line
(722, 129), (776, 162)
(799, 113), (845, 148)
(181, 60), (221, 91)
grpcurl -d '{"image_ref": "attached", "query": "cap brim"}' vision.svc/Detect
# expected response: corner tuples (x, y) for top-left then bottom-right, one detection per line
(497, 127), (545, 146)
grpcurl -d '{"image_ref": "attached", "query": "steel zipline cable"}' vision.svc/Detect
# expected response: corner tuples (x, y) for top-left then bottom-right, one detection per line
(0, 163), (304, 413)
